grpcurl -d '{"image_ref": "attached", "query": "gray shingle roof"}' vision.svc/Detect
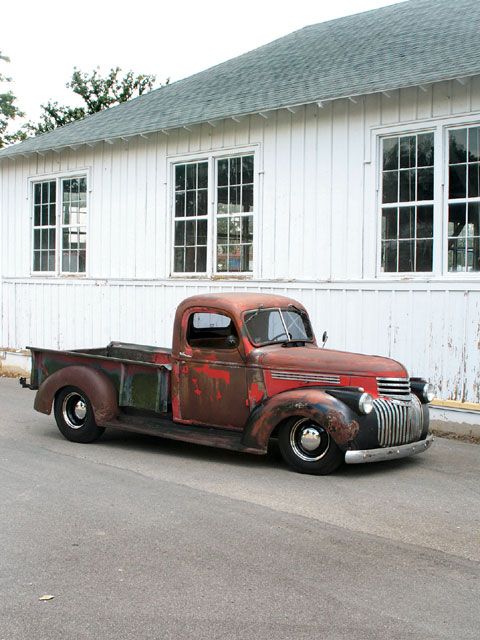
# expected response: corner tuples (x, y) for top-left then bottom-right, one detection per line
(2, 0), (480, 158)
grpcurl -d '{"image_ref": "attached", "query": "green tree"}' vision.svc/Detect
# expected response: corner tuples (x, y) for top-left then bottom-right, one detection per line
(30, 67), (162, 134)
(0, 51), (26, 148)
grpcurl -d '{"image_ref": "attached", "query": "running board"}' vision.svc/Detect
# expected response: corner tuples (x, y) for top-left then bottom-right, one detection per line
(104, 414), (266, 455)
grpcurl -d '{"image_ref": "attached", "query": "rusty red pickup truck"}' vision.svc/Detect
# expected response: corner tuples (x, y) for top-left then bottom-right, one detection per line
(20, 293), (434, 474)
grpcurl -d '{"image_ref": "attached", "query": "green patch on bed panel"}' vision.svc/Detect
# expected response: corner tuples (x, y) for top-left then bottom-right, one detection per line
(119, 365), (169, 413)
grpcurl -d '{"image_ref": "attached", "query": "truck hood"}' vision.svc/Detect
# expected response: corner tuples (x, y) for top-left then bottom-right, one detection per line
(247, 344), (407, 378)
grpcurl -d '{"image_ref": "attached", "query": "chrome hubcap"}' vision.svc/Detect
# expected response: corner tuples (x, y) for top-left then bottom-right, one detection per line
(62, 393), (87, 429)
(290, 418), (330, 462)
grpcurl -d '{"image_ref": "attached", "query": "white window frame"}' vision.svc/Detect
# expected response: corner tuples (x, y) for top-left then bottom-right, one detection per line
(167, 145), (259, 278)
(373, 113), (480, 280)
(28, 168), (90, 277)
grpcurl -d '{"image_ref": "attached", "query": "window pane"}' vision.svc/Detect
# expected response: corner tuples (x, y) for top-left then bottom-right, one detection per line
(197, 162), (208, 189)
(241, 216), (253, 244)
(382, 240), (397, 272)
(33, 251), (41, 271)
(448, 203), (466, 237)
(34, 205), (41, 227)
(216, 245), (228, 272)
(383, 138), (398, 171)
(448, 238), (465, 272)
(197, 189), (208, 215)
(400, 136), (415, 168)
(229, 217), (241, 244)
(41, 204), (49, 225)
(175, 165), (185, 190)
(175, 192), (185, 217)
(417, 133), (434, 167)
(186, 191), (196, 216)
(417, 206), (433, 238)
(174, 247), (184, 272)
(417, 167), (433, 201)
(230, 157), (241, 185)
(41, 182), (49, 202)
(468, 203), (480, 237)
(33, 229), (41, 251)
(34, 183), (41, 203)
(449, 129), (467, 164)
(468, 163), (480, 198)
(242, 185), (253, 212)
(399, 207), (414, 239)
(229, 186), (241, 213)
(227, 245), (242, 271)
(217, 187), (229, 214)
(381, 208), (397, 239)
(382, 171), (398, 203)
(217, 218), (228, 244)
(197, 246), (207, 272)
(186, 164), (196, 190)
(217, 159), (228, 186)
(449, 164), (467, 199)
(242, 244), (253, 272)
(399, 170), (415, 202)
(197, 219), (208, 245)
(242, 156), (254, 183)
(185, 246), (195, 271)
(468, 127), (480, 163)
(174, 221), (185, 246)
(398, 240), (415, 271)
(185, 220), (196, 246)
(467, 237), (480, 271)
(416, 239), (433, 271)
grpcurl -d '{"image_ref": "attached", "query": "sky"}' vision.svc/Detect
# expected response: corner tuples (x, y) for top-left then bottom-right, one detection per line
(1, 0), (404, 123)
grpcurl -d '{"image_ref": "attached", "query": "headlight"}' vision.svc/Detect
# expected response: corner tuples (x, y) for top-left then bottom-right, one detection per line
(423, 383), (435, 403)
(358, 393), (374, 414)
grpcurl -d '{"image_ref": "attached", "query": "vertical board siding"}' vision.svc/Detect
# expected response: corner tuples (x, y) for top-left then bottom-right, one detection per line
(1, 77), (480, 404)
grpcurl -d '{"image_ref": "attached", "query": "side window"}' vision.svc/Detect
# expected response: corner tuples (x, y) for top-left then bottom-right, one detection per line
(187, 312), (239, 349)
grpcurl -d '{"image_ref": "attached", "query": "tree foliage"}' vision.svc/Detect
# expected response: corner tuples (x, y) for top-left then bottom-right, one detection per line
(30, 67), (161, 134)
(0, 51), (26, 148)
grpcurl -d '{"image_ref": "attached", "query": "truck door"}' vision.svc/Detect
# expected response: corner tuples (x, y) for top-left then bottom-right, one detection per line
(177, 309), (249, 430)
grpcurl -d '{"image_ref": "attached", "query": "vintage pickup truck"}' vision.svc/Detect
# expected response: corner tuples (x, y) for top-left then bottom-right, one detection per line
(20, 293), (434, 475)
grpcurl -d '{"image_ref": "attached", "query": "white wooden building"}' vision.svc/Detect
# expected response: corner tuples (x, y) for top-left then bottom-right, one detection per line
(1, 0), (480, 425)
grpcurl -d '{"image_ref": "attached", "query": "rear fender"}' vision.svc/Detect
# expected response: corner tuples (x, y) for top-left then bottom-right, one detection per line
(241, 388), (360, 452)
(34, 366), (118, 426)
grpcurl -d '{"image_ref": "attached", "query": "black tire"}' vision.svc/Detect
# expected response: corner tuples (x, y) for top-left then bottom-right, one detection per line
(278, 416), (343, 475)
(54, 386), (105, 443)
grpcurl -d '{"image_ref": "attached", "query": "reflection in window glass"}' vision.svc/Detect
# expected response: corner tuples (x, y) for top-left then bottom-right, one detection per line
(448, 126), (480, 272)
(33, 180), (56, 272)
(380, 133), (434, 272)
(216, 155), (254, 273)
(244, 308), (313, 346)
(61, 177), (87, 273)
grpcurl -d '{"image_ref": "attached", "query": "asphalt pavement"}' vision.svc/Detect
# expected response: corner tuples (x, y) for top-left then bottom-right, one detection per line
(0, 377), (479, 639)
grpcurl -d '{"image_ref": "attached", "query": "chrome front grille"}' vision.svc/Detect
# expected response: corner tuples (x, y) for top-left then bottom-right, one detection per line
(374, 394), (424, 447)
(377, 377), (411, 400)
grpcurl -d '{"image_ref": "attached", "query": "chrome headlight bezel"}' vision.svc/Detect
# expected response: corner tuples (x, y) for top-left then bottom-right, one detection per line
(358, 392), (374, 415)
(423, 382), (435, 403)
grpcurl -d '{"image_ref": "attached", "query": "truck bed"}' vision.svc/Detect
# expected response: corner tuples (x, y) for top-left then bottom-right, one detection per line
(29, 341), (172, 414)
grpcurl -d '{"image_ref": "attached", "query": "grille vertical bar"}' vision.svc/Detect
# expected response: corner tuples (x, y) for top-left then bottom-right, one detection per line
(374, 395), (423, 447)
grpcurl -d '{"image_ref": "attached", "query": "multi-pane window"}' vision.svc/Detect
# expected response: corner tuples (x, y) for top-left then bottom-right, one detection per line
(173, 162), (208, 273)
(32, 175), (87, 274)
(216, 156), (254, 273)
(172, 154), (254, 275)
(33, 181), (56, 272)
(381, 133), (434, 272)
(448, 126), (480, 272)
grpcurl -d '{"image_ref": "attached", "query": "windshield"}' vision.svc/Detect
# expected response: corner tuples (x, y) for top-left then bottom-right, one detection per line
(244, 307), (314, 346)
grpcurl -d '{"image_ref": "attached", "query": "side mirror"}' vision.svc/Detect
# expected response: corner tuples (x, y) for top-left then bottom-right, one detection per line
(321, 331), (328, 348)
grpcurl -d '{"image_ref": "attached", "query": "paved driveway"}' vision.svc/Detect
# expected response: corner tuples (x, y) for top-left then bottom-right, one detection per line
(0, 378), (479, 639)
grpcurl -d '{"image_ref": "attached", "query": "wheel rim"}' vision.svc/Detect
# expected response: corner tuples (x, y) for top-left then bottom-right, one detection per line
(290, 418), (330, 462)
(62, 392), (88, 429)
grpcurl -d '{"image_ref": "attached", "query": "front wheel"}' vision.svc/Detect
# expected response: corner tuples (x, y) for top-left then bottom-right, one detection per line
(54, 386), (105, 443)
(278, 417), (343, 475)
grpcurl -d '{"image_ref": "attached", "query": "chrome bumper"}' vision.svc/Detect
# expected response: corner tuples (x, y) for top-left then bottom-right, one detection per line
(345, 434), (434, 465)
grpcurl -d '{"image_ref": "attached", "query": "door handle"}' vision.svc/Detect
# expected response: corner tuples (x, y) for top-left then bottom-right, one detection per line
(179, 351), (192, 359)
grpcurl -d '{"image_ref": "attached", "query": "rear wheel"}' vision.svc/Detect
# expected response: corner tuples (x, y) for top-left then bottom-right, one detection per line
(54, 386), (105, 443)
(278, 417), (343, 475)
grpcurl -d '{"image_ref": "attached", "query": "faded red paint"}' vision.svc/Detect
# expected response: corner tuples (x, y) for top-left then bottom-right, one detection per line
(193, 365), (231, 384)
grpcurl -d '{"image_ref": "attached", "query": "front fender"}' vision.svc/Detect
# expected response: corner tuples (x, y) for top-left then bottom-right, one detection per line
(241, 388), (360, 452)
(34, 366), (118, 426)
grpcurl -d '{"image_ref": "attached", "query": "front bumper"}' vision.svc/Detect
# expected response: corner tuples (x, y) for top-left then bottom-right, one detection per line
(344, 434), (434, 464)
